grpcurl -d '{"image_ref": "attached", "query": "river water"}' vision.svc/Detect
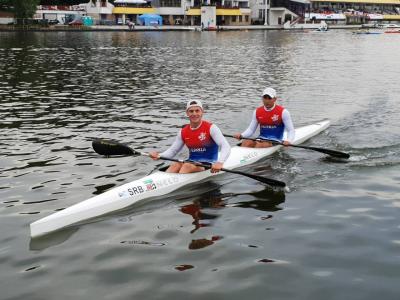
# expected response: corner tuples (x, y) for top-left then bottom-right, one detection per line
(1, 30), (400, 300)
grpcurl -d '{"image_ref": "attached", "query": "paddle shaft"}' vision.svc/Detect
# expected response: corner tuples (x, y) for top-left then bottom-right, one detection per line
(139, 151), (286, 187)
(224, 134), (350, 159)
(91, 140), (286, 187)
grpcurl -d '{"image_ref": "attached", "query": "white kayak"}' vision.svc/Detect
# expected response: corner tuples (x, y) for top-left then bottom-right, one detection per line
(30, 120), (330, 238)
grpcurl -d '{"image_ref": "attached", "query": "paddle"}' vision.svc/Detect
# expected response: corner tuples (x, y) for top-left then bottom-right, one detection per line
(224, 134), (350, 159)
(92, 139), (286, 187)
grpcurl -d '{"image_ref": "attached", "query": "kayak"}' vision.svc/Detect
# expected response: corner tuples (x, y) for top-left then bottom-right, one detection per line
(30, 120), (330, 238)
(353, 31), (382, 35)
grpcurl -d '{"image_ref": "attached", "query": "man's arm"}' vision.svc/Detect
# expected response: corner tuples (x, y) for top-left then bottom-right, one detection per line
(210, 124), (231, 163)
(149, 131), (185, 160)
(160, 131), (185, 158)
(282, 109), (295, 144)
(238, 110), (258, 139)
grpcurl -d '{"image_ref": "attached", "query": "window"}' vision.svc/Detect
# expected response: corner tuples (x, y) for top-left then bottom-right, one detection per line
(232, 16), (236, 22)
(160, 0), (181, 7)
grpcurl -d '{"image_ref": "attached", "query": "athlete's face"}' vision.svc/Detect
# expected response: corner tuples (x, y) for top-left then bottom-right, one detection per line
(186, 106), (203, 125)
(262, 95), (276, 109)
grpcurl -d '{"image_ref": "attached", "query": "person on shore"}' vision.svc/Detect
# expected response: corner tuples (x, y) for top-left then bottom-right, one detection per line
(127, 20), (135, 30)
(149, 100), (231, 174)
(233, 87), (295, 148)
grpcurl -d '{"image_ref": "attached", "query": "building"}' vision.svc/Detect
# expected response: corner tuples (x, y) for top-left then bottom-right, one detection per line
(98, 0), (252, 26)
(34, 5), (86, 24)
(308, 0), (400, 24)
(28, 0), (400, 27)
(267, 0), (400, 27)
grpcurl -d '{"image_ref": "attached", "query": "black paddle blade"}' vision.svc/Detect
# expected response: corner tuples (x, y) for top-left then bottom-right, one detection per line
(92, 139), (136, 156)
(246, 173), (286, 187)
(295, 145), (350, 159)
(223, 169), (286, 187)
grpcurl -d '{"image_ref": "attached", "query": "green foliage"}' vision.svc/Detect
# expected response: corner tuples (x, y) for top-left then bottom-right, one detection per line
(0, 0), (13, 12)
(13, 0), (40, 19)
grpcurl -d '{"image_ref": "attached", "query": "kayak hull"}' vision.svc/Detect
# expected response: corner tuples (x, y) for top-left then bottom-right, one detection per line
(30, 120), (330, 238)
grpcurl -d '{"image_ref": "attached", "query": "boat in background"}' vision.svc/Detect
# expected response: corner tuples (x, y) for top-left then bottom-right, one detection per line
(353, 30), (382, 35)
(384, 29), (400, 34)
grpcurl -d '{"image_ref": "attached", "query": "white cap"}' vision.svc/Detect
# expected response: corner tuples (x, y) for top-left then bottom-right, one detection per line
(262, 87), (277, 98)
(186, 100), (203, 111)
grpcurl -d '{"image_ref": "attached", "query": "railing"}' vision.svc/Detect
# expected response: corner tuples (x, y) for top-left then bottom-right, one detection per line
(190, 5), (245, 9)
(37, 5), (85, 11)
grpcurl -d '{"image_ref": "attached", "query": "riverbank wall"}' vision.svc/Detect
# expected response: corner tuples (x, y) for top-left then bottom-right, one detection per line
(0, 24), (362, 32)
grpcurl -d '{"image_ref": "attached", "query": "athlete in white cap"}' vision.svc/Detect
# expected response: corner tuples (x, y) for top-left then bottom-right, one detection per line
(149, 100), (231, 174)
(234, 87), (295, 148)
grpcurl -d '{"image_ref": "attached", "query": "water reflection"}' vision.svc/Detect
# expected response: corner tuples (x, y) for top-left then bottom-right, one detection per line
(231, 188), (286, 212)
(180, 188), (225, 234)
(178, 183), (285, 250)
(188, 236), (222, 250)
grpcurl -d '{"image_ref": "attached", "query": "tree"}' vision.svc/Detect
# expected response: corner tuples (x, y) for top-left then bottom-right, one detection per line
(0, 0), (13, 12)
(13, 0), (40, 19)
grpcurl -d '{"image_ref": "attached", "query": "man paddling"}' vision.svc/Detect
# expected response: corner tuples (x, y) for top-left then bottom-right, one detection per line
(234, 87), (295, 148)
(149, 100), (231, 174)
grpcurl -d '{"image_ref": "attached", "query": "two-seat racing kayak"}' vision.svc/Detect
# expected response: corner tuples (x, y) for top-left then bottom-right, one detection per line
(30, 120), (332, 238)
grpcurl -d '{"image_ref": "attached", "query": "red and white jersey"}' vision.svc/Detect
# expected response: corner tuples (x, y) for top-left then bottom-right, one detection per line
(255, 105), (285, 140)
(181, 121), (219, 162)
(160, 121), (231, 163)
(240, 104), (295, 142)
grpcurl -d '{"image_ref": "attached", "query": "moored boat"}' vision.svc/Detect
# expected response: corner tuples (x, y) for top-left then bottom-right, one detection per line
(384, 29), (400, 34)
(30, 120), (330, 238)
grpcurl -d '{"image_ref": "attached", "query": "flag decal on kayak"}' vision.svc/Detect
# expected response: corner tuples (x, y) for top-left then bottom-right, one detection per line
(143, 179), (157, 191)
(240, 152), (259, 163)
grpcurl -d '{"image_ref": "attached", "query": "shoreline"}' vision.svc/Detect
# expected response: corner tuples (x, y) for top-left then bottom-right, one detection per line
(0, 24), (363, 32)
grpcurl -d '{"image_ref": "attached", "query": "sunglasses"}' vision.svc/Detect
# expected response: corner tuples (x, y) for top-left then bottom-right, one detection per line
(263, 95), (273, 99)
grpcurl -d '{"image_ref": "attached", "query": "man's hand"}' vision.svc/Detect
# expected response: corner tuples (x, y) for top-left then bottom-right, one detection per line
(233, 133), (242, 140)
(211, 162), (223, 173)
(149, 151), (160, 160)
(282, 140), (291, 146)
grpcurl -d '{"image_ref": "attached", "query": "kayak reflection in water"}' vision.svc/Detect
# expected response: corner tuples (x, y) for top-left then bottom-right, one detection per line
(180, 194), (225, 234)
(180, 188), (225, 250)
(180, 186), (285, 250)
(149, 100), (231, 174)
(233, 87), (295, 148)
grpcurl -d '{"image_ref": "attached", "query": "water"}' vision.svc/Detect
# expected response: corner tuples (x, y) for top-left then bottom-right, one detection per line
(1, 30), (400, 300)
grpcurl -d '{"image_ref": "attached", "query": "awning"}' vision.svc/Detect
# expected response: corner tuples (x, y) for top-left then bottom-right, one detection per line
(216, 9), (242, 16)
(312, 0), (400, 4)
(185, 8), (243, 16)
(114, 0), (147, 3)
(186, 9), (201, 16)
(138, 14), (162, 25)
(113, 7), (156, 14)
(384, 15), (400, 20)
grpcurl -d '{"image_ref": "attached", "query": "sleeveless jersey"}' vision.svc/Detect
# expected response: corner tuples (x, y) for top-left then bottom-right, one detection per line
(181, 121), (219, 163)
(256, 105), (285, 140)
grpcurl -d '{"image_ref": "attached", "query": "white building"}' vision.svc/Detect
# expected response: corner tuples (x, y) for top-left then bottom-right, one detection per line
(34, 5), (86, 24)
